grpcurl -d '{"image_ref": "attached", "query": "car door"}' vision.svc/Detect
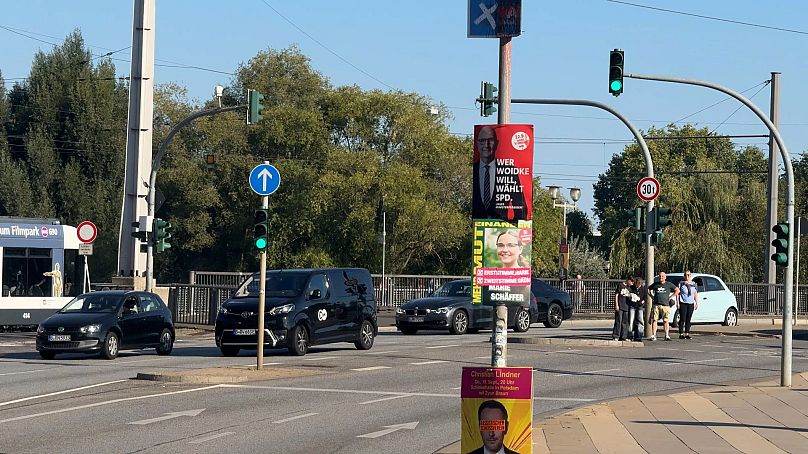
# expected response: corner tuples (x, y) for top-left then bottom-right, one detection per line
(702, 276), (730, 323)
(118, 294), (146, 347)
(305, 273), (338, 342)
(138, 293), (163, 345)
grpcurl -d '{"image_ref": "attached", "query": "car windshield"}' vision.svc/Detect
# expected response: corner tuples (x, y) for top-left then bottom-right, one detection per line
(235, 272), (307, 297)
(59, 294), (120, 313)
(430, 281), (471, 297)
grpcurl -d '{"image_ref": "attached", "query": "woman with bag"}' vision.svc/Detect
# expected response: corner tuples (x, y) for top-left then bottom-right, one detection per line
(677, 271), (699, 339)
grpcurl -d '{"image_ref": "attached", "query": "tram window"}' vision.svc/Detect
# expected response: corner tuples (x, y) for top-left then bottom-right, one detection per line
(63, 250), (81, 297)
(2, 248), (54, 297)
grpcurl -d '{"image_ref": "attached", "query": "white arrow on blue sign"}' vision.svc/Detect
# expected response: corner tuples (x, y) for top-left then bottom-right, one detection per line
(249, 163), (281, 196)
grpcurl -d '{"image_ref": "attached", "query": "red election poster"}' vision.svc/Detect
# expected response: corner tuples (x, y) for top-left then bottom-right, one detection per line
(472, 124), (533, 223)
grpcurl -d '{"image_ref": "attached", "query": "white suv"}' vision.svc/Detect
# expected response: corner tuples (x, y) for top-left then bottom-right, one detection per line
(665, 273), (739, 326)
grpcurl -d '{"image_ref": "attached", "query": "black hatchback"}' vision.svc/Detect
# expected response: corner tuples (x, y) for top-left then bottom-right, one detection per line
(36, 291), (175, 360)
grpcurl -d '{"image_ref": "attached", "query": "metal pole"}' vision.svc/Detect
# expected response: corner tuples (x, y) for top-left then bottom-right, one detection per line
(625, 72), (795, 387)
(381, 212), (386, 307)
(257, 193), (269, 370)
(492, 36), (512, 368)
(795, 217), (801, 325)
(765, 73), (780, 313)
(82, 256), (88, 293)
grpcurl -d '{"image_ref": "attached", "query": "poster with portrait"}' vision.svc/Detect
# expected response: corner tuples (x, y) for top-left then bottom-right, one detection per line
(471, 219), (532, 306)
(461, 367), (533, 454)
(472, 124), (533, 223)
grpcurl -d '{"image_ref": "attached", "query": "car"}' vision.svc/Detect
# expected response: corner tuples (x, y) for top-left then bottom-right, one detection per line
(36, 291), (175, 360)
(215, 268), (378, 356)
(395, 279), (540, 335)
(531, 278), (574, 328)
(664, 273), (739, 326)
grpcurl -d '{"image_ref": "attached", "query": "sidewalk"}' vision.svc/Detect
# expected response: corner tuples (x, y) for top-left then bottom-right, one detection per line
(436, 372), (808, 454)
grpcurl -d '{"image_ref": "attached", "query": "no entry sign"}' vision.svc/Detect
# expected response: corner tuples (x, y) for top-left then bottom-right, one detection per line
(636, 177), (660, 202)
(77, 221), (98, 243)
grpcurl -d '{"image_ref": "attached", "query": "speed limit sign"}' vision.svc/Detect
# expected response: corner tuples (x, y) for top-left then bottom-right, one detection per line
(636, 177), (660, 202)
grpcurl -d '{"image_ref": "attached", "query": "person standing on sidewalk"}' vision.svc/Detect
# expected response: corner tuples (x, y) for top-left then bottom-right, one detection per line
(677, 271), (698, 339)
(648, 272), (679, 341)
(629, 277), (646, 341)
(612, 277), (633, 341)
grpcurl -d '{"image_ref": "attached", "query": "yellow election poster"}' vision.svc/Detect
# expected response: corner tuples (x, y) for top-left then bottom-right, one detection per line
(461, 367), (533, 454)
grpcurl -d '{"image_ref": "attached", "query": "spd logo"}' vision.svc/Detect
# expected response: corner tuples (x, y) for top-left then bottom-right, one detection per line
(317, 309), (328, 321)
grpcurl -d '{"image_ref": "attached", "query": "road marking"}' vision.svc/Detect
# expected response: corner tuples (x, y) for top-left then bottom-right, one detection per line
(664, 358), (730, 366)
(425, 345), (459, 349)
(350, 366), (391, 371)
(554, 368), (620, 377)
(129, 409), (205, 425)
(272, 412), (319, 424)
(189, 432), (235, 444)
(657, 348), (703, 353)
(357, 421), (419, 439)
(0, 380), (127, 408)
(409, 360), (447, 365)
(452, 387), (461, 390)
(303, 356), (337, 362)
(474, 356), (490, 360)
(240, 362), (282, 367)
(360, 395), (411, 405)
(0, 369), (47, 377)
(368, 350), (399, 355)
(0, 385), (220, 424)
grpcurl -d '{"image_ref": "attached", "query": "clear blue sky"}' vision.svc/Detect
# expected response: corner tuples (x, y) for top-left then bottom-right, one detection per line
(3, 1), (807, 225)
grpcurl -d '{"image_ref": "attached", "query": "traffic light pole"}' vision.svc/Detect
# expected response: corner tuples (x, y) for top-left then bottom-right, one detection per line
(257, 194), (268, 370)
(145, 105), (243, 292)
(626, 72), (795, 387)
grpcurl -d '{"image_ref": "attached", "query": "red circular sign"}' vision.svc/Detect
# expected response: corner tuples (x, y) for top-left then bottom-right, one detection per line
(636, 177), (660, 202)
(77, 221), (98, 243)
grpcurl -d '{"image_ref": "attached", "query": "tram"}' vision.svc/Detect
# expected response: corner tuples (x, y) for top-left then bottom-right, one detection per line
(0, 217), (82, 329)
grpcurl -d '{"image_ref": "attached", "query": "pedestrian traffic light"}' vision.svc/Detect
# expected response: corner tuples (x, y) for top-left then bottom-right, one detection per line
(153, 218), (172, 253)
(609, 49), (624, 96)
(479, 81), (497, 117)
(624, 207), (642, 230)
(254, 208), (269, 251)
(654, 206), (672, 231)
(247, 89), (265, 125)
(771, 223), (789, 267)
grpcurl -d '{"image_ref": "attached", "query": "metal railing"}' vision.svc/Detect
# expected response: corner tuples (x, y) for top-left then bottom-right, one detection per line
(189, 271), (251, 288)
(168, 284), (236, 325)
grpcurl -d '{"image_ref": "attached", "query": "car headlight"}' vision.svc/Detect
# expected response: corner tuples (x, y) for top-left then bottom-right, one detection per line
(396, 308), (405, 315)
(37, 325), (45, 334)
(430, 307), (449, 315)
(79, 324), (101, 334)
(268, 303), (295, 315)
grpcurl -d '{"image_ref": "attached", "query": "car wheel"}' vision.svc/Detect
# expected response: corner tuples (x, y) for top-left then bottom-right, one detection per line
(288, 324), (309, 356)
(448, 309), (469, 335)
(156, 329), (174, 355)
(354, 320), (375, 350)
(513, 308), (531, 333)
(672, 310), (680, 329)
(400, 327), (418, 335)
(100, 332), (119, 360)
(542, 303), (563, 328)
(723, 308), (738, 326)
(219, 346), (240, 357)
(39, 351), (55, 360)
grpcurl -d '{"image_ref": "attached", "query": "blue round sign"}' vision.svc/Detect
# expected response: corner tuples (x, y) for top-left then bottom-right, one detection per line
(249, 164), (281, 195)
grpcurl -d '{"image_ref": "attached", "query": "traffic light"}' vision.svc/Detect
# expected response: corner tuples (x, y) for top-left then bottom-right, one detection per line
(479, 81), (498, 117)
(654, 206), (673, 231)
(625, 207), (642, 230)
(771, 223), (789, 267)
(609, 49), (624, 96)
(153, 218), (172, 253)
(130, 221), (147, 241)
(254, 208), (269, 251)
(247, 89), (265, 125)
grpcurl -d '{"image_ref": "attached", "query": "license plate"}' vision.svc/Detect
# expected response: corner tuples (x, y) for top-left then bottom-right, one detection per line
(48, 335), (71, 341)
(233, 329), (257, 336)
(407, 317), (424, 323)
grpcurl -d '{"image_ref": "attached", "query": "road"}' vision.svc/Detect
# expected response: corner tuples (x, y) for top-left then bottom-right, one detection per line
(1, 325), (807, 453)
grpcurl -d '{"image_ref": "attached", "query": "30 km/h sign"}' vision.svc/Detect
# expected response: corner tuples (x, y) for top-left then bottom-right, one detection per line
(636, 177), (660, 202)
(76, 221), (98, 243)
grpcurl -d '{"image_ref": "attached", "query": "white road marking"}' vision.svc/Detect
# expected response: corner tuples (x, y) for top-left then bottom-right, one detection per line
(359, 395), (411, 405)
(0, 385), (220, 424)
(129, 409), (205, 425)
(303, 356), (337, 362)
(189, 432), (235, 444)
(425, 345), (459, 349)
(474, 356), (490, 360)
(357, 421), (419, 439)
(0, 380), (127, 408)
(409, 360), (447, 365)
(0, 369), (47, 377)
(451, 387), (461, 390)
(350, 366), (391, 372)
(665, 358), (730, 365)
(368, 350), (399, 355)
(554, 368), (620, 377)
(272, 412), (319, 424)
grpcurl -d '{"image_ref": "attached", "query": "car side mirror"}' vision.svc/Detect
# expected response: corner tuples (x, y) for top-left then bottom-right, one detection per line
(308, 289), (321, 300)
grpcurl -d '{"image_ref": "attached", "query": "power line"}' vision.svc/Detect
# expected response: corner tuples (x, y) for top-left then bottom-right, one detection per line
(672, 80), (769, 124)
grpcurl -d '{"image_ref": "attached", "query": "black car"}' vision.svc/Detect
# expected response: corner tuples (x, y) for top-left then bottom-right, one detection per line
(36, 291), (175, 360)
(395, 279), (539, 335)
(531, 278), (574, 328)
(215, 268), (378, 356)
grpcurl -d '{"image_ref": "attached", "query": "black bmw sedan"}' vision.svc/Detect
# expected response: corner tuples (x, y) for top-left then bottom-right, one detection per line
(36, 291), (175, 360)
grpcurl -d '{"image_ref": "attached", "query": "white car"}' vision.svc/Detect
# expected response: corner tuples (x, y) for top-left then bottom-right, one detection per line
(665, 273), (739, 326)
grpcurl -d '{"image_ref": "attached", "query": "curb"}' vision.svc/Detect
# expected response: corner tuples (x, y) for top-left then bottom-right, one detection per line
(693, 330), (781, 339)
(134, 366), (329, 384)
(509, 337), (644, 347)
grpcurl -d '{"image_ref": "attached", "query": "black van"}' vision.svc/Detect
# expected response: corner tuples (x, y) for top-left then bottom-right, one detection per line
(214, 268), (377, 356)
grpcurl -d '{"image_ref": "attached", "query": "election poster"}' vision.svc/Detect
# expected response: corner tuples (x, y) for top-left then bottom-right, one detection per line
(471, 219), (532, 306)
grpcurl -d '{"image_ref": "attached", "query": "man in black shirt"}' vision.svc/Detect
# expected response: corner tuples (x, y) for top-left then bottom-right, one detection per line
(648, 272), (680, 341)
(612, 276), (633, 341)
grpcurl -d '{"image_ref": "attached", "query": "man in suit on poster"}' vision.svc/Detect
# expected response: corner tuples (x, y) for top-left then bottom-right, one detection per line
(466, 400), (519, 454)
(472, 125), (527, 222)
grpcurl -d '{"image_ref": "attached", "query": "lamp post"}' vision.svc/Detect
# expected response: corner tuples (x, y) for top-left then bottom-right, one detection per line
(549, 186), (581, 280)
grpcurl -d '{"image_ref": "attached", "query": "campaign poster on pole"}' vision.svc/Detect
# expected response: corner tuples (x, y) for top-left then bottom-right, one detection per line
(471, 220), (532, 305)
(461, 367), (533, 454)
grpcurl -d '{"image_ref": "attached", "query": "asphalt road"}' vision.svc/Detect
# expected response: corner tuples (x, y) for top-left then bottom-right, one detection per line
(1, 325), (807, 454)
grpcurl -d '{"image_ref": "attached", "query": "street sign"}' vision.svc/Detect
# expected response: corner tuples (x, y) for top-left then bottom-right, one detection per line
(249, 163), (281, 196)
(467, 0), (521, 38)
(78, 243), (93, 256)
(76, 221), (98, 243)
(636, 177), (660, 202)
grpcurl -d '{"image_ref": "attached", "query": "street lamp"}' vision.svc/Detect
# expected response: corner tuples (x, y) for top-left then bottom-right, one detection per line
(549, 186), (581, 280)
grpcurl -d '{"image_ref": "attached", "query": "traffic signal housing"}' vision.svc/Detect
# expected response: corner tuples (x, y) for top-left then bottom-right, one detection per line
(625, 207), (642, 231)
(479, 81), (498, 117)
(654, 206), (673, 231)
(247, 89), (265, 125)
(153, 218), (172, 253)
(609, 49), (624, 96)
(130, 221), (147, 241)
(771, 223), (789, 267)
(254, 208), (269, 251)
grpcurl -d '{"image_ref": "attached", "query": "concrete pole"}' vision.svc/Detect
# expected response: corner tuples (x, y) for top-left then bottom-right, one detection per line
(764, 73), (780, 311)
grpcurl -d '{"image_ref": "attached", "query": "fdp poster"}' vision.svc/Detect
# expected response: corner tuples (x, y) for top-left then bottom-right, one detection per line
(461, 367), (533, 454)
(471, 220), (532, 306)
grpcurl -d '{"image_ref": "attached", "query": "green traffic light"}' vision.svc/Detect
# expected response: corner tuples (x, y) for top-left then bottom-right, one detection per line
(255, 237), (267, 250)
(772, 253), (788, 265)
(610, 80), (623, 92)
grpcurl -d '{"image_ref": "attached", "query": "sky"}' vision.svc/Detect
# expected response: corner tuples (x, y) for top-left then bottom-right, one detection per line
(3, 1), (808, 226)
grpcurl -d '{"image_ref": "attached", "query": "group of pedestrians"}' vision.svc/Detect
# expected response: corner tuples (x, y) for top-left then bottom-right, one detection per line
(613, 271), (699, 341)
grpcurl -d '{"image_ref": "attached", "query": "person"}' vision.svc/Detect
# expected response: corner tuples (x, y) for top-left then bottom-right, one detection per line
(495, 230), (529, 268)
(629, 277), (646, 341)
(466, 400), (518, 454)
(677, 271), (699, 339)
(612, 276), (633, 341)
(472, 126), (526, 222)
(648, 272), (680, 341)
(572, 274), (585, 312)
